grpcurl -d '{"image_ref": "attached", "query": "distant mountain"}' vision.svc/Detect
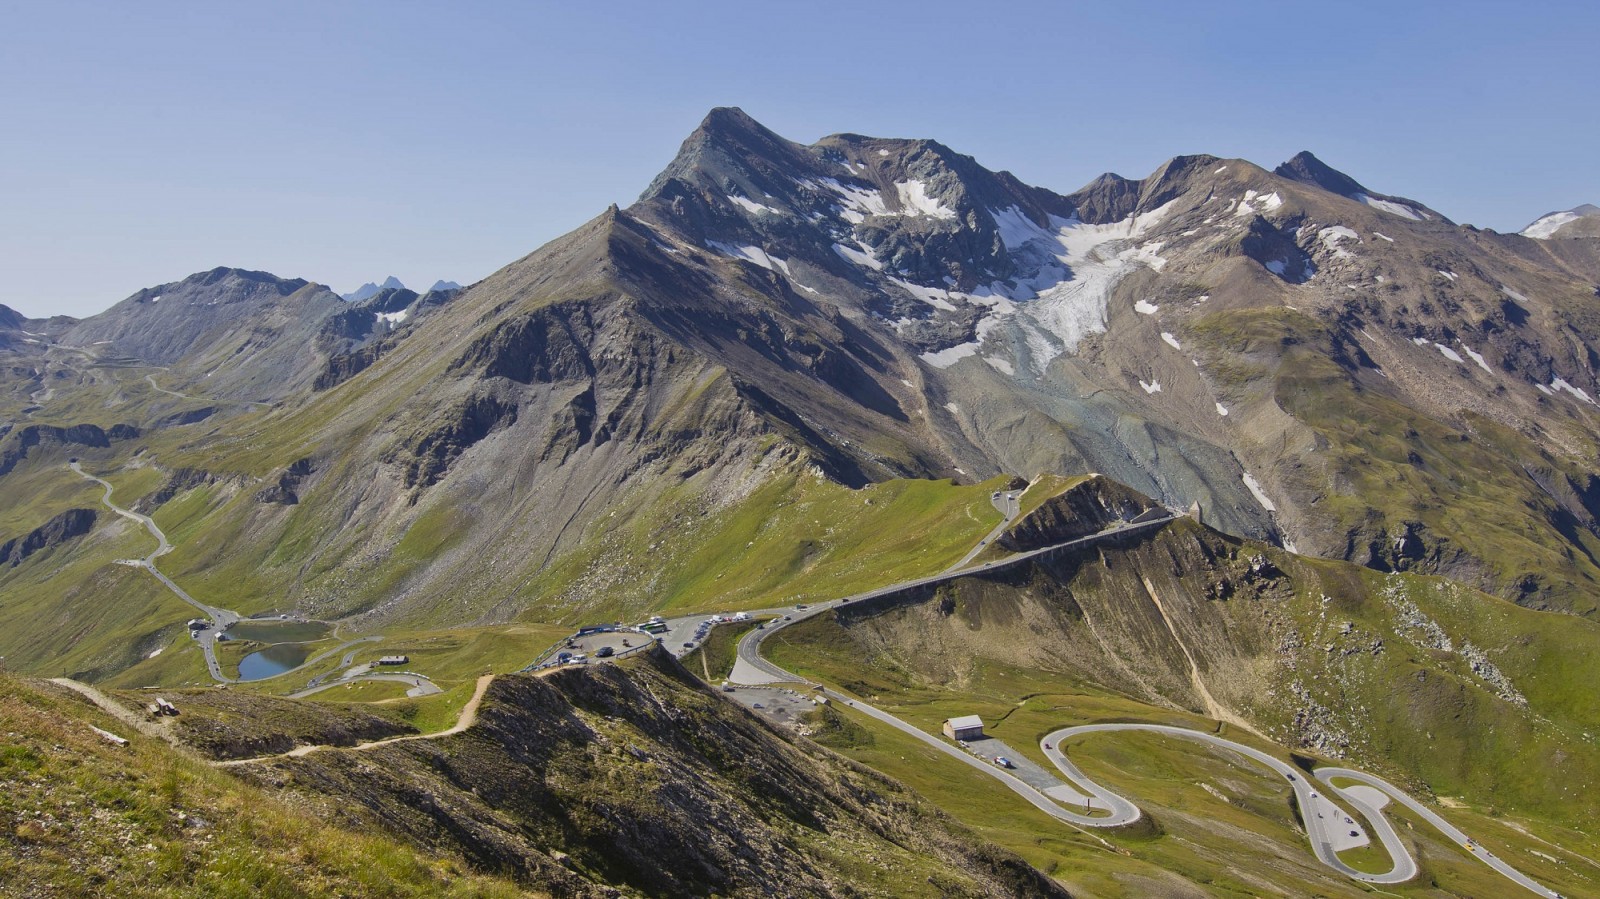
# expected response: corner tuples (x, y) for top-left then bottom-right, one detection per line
(0, 303), (25, 331)
(1522, 203), (1600, 240)
(342, 275), (406, 302)
(427, 279), (461, 293)
(1273, 150), (1445, 223)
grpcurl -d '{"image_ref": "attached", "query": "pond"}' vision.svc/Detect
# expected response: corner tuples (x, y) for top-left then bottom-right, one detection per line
(236, 642), (313, 681)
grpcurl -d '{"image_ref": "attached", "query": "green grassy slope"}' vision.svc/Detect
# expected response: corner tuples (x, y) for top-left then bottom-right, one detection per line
(0, 675), (533, 897)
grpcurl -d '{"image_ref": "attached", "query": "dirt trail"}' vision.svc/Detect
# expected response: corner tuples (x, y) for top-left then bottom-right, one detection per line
(49, 678), (185, 748)
(218, 673), (495, 766)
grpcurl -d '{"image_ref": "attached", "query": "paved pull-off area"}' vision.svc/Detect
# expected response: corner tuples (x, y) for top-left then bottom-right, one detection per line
(726, 508), (1559, 896)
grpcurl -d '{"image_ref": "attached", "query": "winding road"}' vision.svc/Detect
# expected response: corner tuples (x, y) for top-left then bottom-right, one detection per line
(72, 461), (238, 681)
(726, 509), (1560, 896)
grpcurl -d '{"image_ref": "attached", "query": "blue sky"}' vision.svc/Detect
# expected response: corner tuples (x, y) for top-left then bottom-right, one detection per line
(4, 0), (1596, 318)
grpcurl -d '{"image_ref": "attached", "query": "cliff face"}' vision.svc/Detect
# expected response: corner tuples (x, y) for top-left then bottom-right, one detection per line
(0, 508), (96, 566)
(235, 650), (1071, 898)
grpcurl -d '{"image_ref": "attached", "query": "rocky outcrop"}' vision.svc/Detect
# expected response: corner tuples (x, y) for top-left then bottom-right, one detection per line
(998, 475), (1162, 552)
(134, 468), (216, 513)
(0, 424), (117, 476)
(1, 508), (96, 566)
(255, 457), (313, 505)
(387, 393), (519, 488)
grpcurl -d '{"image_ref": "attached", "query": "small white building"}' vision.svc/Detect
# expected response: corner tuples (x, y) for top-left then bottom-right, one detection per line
(376, 655), (409, 666)
(943, 715), (985, 741)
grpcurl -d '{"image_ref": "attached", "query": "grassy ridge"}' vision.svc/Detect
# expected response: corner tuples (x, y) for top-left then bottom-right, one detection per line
(0, 675), (532, 897)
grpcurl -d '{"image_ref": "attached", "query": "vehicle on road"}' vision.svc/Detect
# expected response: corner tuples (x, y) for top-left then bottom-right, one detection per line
(595, 646), (614, 658)
(994, 756), (1014, 769)
(795, 604), (809, 610)
(682, 642), (695, 649)
(557, 652), (572, 663)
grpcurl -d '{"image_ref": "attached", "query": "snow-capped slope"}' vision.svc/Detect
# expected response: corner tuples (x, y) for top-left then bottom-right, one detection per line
(1522, 204), (1600, 240)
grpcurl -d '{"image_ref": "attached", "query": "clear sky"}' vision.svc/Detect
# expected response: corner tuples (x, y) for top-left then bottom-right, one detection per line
(4, 0), (1596, 318)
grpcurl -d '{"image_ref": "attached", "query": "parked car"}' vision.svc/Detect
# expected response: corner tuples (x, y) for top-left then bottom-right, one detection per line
(595, 646), (614, 658)
(994, 757), (1014, 769)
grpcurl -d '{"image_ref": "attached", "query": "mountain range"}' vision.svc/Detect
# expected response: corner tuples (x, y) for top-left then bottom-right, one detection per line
(3, 107), (1600, 896)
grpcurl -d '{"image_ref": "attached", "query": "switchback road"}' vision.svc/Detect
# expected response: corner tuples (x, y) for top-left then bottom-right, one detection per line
(727, 510), (1558, 896)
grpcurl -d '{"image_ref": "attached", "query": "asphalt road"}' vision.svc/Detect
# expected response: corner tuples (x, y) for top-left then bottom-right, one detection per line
(945, 488), (1022, 572)
(1316, 767), (1560, 898)
(1043, 724), (1413, 884)
(722, 506), (1558, 896)
(73, 461), (239, 682)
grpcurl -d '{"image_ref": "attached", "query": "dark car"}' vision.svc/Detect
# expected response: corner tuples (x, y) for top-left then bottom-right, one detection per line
(595, 646), (615, 658)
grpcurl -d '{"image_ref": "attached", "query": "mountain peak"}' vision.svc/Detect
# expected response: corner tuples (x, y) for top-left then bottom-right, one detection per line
(343, 276), (406, 303)
(1273, 151), (1368, 198)
(640, 107), (813, 204)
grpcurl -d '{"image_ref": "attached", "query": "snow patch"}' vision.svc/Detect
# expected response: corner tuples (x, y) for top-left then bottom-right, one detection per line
(1216, 402), (1230, 417)
(877, 148), (890, 157)
(944, 401), (962, 415)
(894, 180), (957, 219)
(984, 356), (1014, 376)
(1411, 337), (1431, 346)
(832, 242), (883, 271)
(1356, 193), (1424, 220)
(1460, 343), (1493, 373)
(150, 294), (161, 303)
(1536, 383), (1554, 395)
(1213, 165), (1228, 174)
(1502, 287), (1530, 304)
(1242, 473), (1278, 512)
(1139, 380), (1161, 394)
(1134, 299), (1159, 315)
(728, 194), (781, 216)
(820, 177), (890, 223)
(1436, 269), (1458, 282)
(1318, 225), (1360, 259)
(709, 240), (783, 272)
(1160, 332), (1182, 350)
(147, 647), (163, 659)
(1522, 210), (1580, 239)
(377, 309), (408, 325)
(1434, 343), (1463, 364)
(1552, 378), (1598, 405)
(890, 277), (958, 312)
(1372, 232), (1394, 242)
(920, 342), (979, 368)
